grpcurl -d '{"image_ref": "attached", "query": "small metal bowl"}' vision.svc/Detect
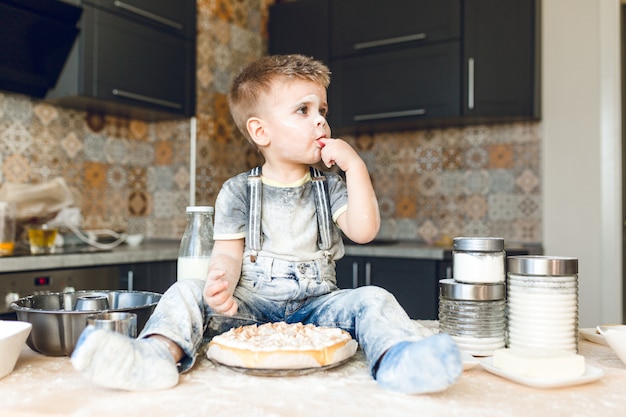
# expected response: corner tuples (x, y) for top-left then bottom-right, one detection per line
(11, 290), (161, 356)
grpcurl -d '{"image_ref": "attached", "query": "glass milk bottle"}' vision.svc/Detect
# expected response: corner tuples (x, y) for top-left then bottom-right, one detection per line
(177, 206), (214, 281)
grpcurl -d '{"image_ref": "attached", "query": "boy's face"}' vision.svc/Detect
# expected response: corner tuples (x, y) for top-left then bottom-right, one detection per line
(257, 78), (331, 166)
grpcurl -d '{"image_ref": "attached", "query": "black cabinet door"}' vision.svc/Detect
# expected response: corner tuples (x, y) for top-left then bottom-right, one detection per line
(368, 257), (438, 320)
(331, 0), (460, 58)
(330, 43), (460, 131)
(86, 7), (194, 116)
(47, 4), (195, 119)
(84, 0), (196, 39)
(335, 255), (360, 290)
(268, 0), (330, 65)
(118, 261), (176, 294)
(335, 256), (439, 320)
(462, 0), (540, 119)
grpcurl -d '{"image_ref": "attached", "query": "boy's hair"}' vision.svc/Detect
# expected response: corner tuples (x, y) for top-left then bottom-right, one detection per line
(228, 54), (331, 146)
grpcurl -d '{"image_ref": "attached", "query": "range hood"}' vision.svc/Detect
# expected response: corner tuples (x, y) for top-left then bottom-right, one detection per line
(0, 0), (82, 98)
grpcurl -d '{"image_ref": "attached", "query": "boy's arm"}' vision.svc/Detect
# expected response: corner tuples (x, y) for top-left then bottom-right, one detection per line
(203, 239), (244, 315)
(319, 138), (380, 243)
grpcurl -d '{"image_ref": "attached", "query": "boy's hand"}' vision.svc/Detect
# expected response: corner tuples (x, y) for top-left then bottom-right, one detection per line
(318, 138), (361, 172)
(204, 268), (238, 315)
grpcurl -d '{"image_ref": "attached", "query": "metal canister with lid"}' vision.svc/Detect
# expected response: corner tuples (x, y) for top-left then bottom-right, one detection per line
(507, 256), (579, 352)
(453, 237), (505, 284)
(438, 278), (506, 356)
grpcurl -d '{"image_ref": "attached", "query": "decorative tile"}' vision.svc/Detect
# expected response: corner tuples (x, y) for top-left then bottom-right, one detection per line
(463, 170), (491, 195)
(490, 169), (516, 193)
(487, 193), (518, 221)
(487, 143), (514, 169)
(154, 140), (173, 166)
(2, 154), (31, 183)
(129, 190), (150, 216)
(516, 169), (540, 194)
(104, 138), (130, 165)
(464, 194), (488, 221)
(84, 162), (108, 190)
(61, 132), (83, 159)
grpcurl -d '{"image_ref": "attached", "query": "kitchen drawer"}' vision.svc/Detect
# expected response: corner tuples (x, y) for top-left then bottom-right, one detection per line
(83, 0), (195, 39)
(331, 0), (460, 58)
(330, 43), (460, 131)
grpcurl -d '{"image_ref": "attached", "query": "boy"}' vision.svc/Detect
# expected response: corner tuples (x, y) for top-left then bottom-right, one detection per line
(71, 54), (462, 394)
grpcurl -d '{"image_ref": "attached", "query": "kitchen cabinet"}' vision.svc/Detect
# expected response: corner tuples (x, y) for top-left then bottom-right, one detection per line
(118, 260), (176, 294)
(268, 0), (540, 133)
(330, 43), (460, 131)
(335, 255), (440, 320)
(462, 0), (540, 120)
(46, 0), (196, 120)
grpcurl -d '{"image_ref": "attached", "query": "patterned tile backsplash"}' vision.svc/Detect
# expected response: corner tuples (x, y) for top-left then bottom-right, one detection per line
(0, 0), (541, 244)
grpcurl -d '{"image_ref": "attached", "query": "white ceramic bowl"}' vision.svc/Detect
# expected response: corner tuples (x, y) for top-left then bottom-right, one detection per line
(597, 325), (626, 365)
(0, 320), (32, 379)
(125, 234), (144, 247)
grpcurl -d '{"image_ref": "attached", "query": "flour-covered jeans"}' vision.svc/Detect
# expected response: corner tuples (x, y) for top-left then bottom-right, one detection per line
(139, 256), (425, 374)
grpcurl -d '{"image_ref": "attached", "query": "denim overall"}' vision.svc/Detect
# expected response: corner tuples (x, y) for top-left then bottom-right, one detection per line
(140, 167), (424, 374)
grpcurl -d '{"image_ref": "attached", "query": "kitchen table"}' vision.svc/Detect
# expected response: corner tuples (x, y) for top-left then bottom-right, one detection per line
(1, 327), (624, 417)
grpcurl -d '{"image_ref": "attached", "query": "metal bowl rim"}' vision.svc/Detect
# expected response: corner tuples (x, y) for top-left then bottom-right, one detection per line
(10, 289), (162, 313)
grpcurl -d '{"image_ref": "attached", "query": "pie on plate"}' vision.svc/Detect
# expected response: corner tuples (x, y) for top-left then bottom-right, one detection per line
(207, 322), (358, 370)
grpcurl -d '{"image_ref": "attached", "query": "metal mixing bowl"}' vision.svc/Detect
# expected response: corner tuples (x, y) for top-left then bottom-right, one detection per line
(11, 290), (162, 356)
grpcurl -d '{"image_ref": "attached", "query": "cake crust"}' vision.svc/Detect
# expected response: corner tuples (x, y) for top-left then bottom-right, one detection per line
(207, 322), (358, 369)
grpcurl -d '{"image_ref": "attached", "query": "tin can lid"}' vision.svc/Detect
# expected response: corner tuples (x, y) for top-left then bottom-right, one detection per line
(453, 237), (504, 251)
(186, 206), (214, 213)
(439, 278), (505, 300)
(507, 256), (578, 275)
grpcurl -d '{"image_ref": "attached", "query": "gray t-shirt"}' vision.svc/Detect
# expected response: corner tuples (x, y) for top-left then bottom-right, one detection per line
(213, 169), (348, 263)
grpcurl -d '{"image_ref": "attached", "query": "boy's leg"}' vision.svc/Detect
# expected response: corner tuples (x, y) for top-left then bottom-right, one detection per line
(71, 279), (208, 390)
(290, 286), (462, 394)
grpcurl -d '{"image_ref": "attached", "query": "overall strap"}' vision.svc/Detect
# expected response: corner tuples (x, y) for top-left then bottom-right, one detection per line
(246, 166), (334, 263)
(246, 166), (262, 262)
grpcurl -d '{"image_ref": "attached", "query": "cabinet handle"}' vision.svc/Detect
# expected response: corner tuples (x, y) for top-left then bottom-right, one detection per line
(468, 57), (475, 110)
(113, 1), (184, 31)
(353, 108), (426, 122)
(354, 32), (427, 51)
(352, 262), (359, 288)
(112, 89), (182, 110)
(127, 270), (134, 291)
(365, 262), (372, 286)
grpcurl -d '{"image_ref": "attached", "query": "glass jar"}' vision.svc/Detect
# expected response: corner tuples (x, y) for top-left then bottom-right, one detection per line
(438, 278), (506, 356)
(453, 237), (505, 283)
(0, 201), (17, 256)
(507, 256), (579, 352)
(177, 206), (214, 281)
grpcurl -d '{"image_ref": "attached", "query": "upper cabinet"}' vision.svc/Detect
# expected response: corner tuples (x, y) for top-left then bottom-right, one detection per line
(46, 0), (196, 120)
(463, 0), (540, 120)
(269, 0), (540, 133)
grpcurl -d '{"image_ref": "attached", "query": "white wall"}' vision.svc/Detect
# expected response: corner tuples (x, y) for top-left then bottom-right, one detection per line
(542, 0), (622, 327)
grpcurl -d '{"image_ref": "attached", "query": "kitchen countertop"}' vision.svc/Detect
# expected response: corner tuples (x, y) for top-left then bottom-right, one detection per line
(0, 240), (180, 273)
(0, 325), (623, 417)
(0, 239), (543, 273)
(343, 240), (543, 260)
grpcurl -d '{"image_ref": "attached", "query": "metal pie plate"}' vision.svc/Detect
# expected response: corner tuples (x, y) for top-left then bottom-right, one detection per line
(209, 354), (355, 377)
